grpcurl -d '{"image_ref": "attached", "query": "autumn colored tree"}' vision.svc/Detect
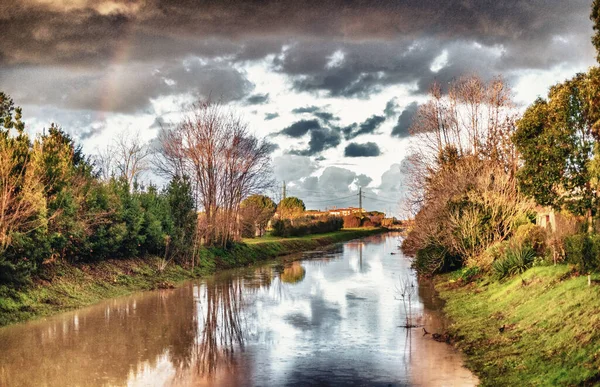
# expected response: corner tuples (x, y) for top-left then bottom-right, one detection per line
(158, 101), (273, 246)
(277, 197), (305, 220)
(240, 194), (276, 237)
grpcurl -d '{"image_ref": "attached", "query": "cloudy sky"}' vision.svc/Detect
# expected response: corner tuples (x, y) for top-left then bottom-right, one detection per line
(1, 0), (597, 216)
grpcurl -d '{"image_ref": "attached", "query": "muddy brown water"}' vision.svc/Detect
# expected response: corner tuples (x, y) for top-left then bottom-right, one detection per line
(0, 233), (477, 386)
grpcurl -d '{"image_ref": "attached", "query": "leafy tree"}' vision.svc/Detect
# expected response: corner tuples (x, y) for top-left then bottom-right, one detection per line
(240, 194), (276, 237)
(164, 175), (197, 264)
(513, 72), (597, 218)
(592, 0), (600, 62)
(277, 197), (305, 220)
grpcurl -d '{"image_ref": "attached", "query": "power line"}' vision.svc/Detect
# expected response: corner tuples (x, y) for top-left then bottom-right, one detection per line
(362, 195), (399, 204)
(303, 194), (358, 204)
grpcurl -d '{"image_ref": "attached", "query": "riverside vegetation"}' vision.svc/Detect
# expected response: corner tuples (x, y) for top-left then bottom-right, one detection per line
(0, 93), (385, 326)
(400, 2), (600, 385)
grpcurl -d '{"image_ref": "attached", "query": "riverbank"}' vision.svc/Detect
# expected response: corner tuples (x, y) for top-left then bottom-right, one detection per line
(436, 265), (600, 386)
(0, 228), (386, 327)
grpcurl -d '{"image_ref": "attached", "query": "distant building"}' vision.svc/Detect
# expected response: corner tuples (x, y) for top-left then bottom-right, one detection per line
(327, 207), (365, 217)
(304, 210), (328, 217)
(537, 207), (556, 233)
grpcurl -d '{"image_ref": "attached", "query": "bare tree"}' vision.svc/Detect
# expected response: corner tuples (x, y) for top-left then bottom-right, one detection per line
(405, 75), (519, 213)
(114, 130), (151, 189)
(93, 130), (152, 188)
(410, 75), (517, 166)
(94, 144), (116, 181)
(158, 101), (274, 246)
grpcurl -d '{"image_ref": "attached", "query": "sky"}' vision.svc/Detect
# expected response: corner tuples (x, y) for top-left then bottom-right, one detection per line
(0, 0), (597, 216)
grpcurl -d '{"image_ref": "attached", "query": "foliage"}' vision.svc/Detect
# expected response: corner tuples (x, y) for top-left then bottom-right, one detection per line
(271, 216), (343, 237)
(412, 243), (462, 276)
(491, 243), (536, 280)
(343, 214), (361, 228)
(276, 196), (305, 219)
(0, 92), (207, 285)
(403, 156), (533, 275)
(157, 101), (274, 247)
(164, 176), (197, 264)
(513, 70), (600, 216)
(592, 0), (600, 62)
(513, 224), (547, 258)
(240, 194), (276, 237)
(564, 233), (600, 274)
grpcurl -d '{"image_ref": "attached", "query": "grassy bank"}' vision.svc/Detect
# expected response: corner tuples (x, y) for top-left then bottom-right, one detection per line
(0, 228), (386, 327)
(436, 265), (600, 386)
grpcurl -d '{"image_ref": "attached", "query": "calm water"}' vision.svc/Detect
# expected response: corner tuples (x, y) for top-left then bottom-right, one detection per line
(0, 233), (477, 386)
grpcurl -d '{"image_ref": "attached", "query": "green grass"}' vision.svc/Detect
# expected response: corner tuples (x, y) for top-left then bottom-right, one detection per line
(437, 265), (600, 386)
(0, 228), (386, 327)
(242, 228), (380, 244)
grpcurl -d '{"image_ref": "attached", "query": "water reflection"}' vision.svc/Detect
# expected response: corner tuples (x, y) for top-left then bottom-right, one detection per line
(194, 277), (245, 378)
(280, 262), (306, 284)
(0, 233), (477, 386)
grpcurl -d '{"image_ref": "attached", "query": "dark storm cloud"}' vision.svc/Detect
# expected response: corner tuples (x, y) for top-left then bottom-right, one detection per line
(280, 119), (321, 137)
(245, 93), (270, 105)
(266, 142), (280, 154)
(265, 112), (279, 120)
(292, 106), (320, 114)
(290, 127), (341, 156)
(314, 112), (339, 123)
(280, 112), (342, 156)
(0, 0), (595, 114)
(344, 142), (381, 157)
(1, 0), (592, 66)
(384, 98), (399, 118)
(0, 59), (253, 113)
(2, 1), (593, 69)
(391, 102), (419, 138)
(291, 106), (339, 125)
(343, 115), (386, 140)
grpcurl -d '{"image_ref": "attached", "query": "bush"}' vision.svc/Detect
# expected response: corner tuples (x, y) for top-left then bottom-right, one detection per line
(343, 215), (360, 228)
(492, 242), (535, 280)
(514, 223), (547, 257)
(563, 233), (600, 273)
(271, 216), (343, 237)
(412, 243), (462, 276)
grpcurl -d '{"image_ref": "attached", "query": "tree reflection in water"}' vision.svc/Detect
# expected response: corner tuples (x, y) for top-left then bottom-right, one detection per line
(280, 261), (306, 284)
(193, 275), (246, 378)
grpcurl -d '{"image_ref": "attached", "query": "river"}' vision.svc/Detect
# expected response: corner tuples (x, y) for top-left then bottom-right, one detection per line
(0, 232), (477, 386)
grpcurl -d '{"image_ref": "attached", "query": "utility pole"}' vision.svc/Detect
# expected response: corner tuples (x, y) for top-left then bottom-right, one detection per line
(282, 181), (286, 200)
(359, 186), (362, 216)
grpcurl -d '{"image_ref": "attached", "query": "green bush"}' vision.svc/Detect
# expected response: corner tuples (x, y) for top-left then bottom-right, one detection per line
(271, 216), (343, 237)
(514, 223), (547, 257)
(492, 243), (535, 280)
(412, 243), (462, 276)
(563, 233), (600, 273)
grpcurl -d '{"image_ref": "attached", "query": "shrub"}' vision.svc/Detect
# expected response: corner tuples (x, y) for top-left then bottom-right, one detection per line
(343, 215), (361, 228)
(563, 233), (600, 273)
(362, 219), (375, 228)
(271, 216), (343, 237)
(492, 243), (535, 280)
(402, 157), (534, 271)
(412, 243), (462, 276)
(514, 223), (547, 257)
